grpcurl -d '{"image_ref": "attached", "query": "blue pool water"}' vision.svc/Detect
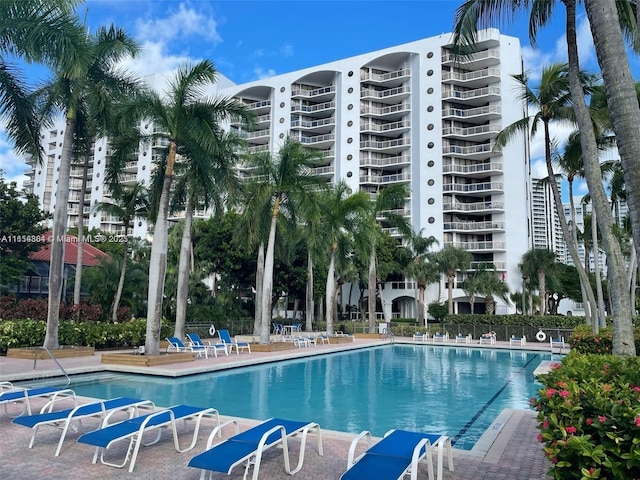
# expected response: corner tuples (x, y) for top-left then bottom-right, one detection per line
(40, 345), (550, 450)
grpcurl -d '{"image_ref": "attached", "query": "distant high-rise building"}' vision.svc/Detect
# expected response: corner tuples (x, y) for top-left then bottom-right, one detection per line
(531, 175), (564, 257)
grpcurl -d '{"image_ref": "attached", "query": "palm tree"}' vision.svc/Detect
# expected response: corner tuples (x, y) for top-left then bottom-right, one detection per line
(0, 0), (86, 158)
(114, 60), (252, 354)
(408, 230), (439, 325)
(352, 184), (411, 332)
(462, 267), (488, 315)
(243, 138), (325, 343)
(317, 182), (368, 335)
(35, 25), (140, 349)
(584, 0), (640, 277)
(94, 182), (149, 321)
(477, 269), (510, 315)
(172, 132), (243, 340)
(521, 248), (556, 315)
(436, 245), (472, 315)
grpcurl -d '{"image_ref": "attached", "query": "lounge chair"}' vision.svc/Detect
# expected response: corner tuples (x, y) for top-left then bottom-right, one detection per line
(318, 334), (330, 345)
(455, 333), (471, 344)
(509, 335), (526, 346)
(432, 332), (449, 343)
(187, 333), (228, 357)
(188, 417), (323, 480)
(341, 429), (454, 480)
(479, 332), (496, 345)
(550, 336), (565, 352)
(13, 396), (154, 456)
(0, 385), (75, 417)
(218, 329), (251, 354)
(77, 404), (218, 472)
(412, 332), (427, 342)
(166, 336), (208, 358)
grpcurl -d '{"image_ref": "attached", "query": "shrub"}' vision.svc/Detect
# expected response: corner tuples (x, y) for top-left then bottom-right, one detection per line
(532, 353), (640, 479)
(571, 324), (640, 355)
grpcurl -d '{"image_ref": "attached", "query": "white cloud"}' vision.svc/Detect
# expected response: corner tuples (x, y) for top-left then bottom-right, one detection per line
(253, 67), (276, 80)
(0, 133), (28, 188)
(119, 40), (196, 83)
(135, 3), (221, 45)
(280, 44), (294, 57)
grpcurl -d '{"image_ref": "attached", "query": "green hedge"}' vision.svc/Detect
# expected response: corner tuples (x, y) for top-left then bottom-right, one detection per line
(444, 314), (588, 328)
(570, 324), (640, 355)
(532, 353), (640, 479)
(0, 318), (172, 353)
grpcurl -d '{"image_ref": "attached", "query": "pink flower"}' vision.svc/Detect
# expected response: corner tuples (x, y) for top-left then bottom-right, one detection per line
(598, 416), (607, 423)
(529, 397), (537, 406)
(537, 433), (543, 442)
(560, 390), (570, 398)
(632, 386), (640, 393)
(557, 381), (566, 388)
(565, 426), (577, 434)
(542, 420), (549, 429)
(585, 418), (593, 426)
(545, 388), (557, 397)
(603, 384), (612, 392)
(634, 416), (640, 427)
(594, 338), (599, 343)
(552, 363), (561, 370)
(552, 457), (558, 464)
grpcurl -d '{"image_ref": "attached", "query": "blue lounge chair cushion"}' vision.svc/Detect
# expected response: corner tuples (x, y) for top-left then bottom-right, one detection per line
(0, 386), (63, 403)
(341, 454), (415, 480)
(78, 404), (206, 448)
(367, 430), (440, 458)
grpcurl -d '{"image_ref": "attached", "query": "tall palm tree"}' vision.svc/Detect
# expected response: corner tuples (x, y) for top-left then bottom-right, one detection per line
(171, 132), (244, 340)
(584, 0), (640, 276)
(521, 248), (556, 315)
(35, 25), (140, 349)
(115, 60), (252, 354)
(0, 0), (86, 158)
(408, 230), (439, 325)
(352, 184), (411, 332)
(318, 181), (368, 335)
(94, 182), (149, 321)
(436, 245), (472, 315)
(242, 138), (325, 343)
(475, 269), (510, 315)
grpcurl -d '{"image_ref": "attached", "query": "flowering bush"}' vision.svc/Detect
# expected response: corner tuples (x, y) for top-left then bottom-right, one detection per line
(532, 353), (640, 479)
(571, 324), (640, 355)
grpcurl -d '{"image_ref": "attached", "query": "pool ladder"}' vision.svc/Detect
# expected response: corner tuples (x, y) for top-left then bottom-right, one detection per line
(33, 347), (71, 386)
(382, 328), (395, 343)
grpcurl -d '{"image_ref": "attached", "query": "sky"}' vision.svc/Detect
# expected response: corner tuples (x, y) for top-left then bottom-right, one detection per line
(2, 0), (639, 200)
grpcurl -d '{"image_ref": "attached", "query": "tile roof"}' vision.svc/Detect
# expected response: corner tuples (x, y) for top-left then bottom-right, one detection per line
(29, 232), (109, 266)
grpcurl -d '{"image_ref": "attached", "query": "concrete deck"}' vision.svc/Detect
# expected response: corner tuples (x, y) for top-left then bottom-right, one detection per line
(0, 336), (557, 479)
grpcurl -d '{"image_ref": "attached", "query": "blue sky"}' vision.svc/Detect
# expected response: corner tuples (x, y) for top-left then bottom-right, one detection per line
(2, 0), (638, 198)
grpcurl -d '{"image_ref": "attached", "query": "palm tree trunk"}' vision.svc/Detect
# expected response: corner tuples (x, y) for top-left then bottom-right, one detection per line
(564, 0), (635, 356)
(569, 183), (592, 325)
(447, 272), (454, 314)
(73, 152), (90, 315)
(111, 222), (130, 322)
(145, 142), (176, 355)
(584, 0), (640, 272)
(44, 116), (76, 349)
(538, 271), (546, 315)
(417, 286), (425, 326)
(305, 251), (314, 332)
(254, 242), (264, 335)
(629, 240), (637, 309)
(367, 247), (376, 333)
(174, 200), (193, 340)
(325, 248), (336, 335)
(591, 209), (607, 327)
(261, 211), (278, 344)
(583, 242), (598, 332)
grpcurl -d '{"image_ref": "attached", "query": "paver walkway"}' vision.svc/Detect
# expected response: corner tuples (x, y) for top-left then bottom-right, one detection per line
(0, 337), (555, 479)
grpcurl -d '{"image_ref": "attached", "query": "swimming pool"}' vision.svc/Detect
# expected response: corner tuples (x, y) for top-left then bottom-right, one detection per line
(40, 345), (550, 450)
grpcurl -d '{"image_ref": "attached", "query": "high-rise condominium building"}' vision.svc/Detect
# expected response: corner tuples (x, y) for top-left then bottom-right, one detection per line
(531, 175), (565, 257)
(24, 29), (532, 317)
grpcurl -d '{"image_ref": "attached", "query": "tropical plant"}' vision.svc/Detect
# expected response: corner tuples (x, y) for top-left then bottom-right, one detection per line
(436, 245), (472, 315)
(242, 138), (325, 343)
(521, 248), (557, 316)
(408, 230), (439, 325)
(113, 60), (252, 354)
(93, 182), (149, 321)
(34, 25), (140, 349)
(476, 269), (510, 315)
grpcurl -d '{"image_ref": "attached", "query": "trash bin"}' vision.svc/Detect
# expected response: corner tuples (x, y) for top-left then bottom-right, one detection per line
(378, 322), (388, 334)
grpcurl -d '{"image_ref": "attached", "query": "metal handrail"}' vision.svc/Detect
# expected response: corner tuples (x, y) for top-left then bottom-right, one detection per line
(383, 328), (395, 343)
(33, 347), (71, 386)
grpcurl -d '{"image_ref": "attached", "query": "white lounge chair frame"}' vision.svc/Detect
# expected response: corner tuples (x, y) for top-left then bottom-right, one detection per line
(509, 335), (526, 346)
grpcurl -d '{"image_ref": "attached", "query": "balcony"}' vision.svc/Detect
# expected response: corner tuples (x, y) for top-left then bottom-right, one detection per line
(290, 117), (335, 134)
(442, 105), (501, 123)
(442, 161), (503, 176)
(359, 154), (411, 168)
(294, 133), (335, 149)
(152, 137), (170, 148)
(360, 68), (410, 86)
(245, 100), (271, 114)
(444, 241), (506, 252)
(360, 102), (410, 120)
(291, 85), (335, 102)
(240, 129), (270, 144)
(360, 120), (410, 136)
(290, 101), (335, 116)
(442, 86), (501, 106)
(441, 49), (500, 68)
(312, 165), (335, 177)
(470, 261), (506, 270)
(443, 221), (505, 233)
(360, 85), (411, 104)
(377, 208), (411, 220)
(442, 181), (504, 194)
(442, 124), (501, 141)
(359, 172), (410, 185)
(441, 68), (501, 87)
(442, 201), (504, 214)
(247, 144), (270, 154)
(360, 137), (410, 154)
(442, 143), (499, 160)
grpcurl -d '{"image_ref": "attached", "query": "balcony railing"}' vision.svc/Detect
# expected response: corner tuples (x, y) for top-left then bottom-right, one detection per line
(442, 105), (502, 118)
(442, 201), (504, 212)
(444, 241), (506, 251)
(442, 182), (504, 193)
(360, 172), (411, 184)
(360, 102), (410, 116)
(442, 124), (501, 137)
(290, 117), (335, 129)
(442, 86), (501, 100)
(442, 162), (503, 174)
(359, 154), (411, 167)
(360, 68), (410, 82)
(441, 68), (501, 82)
(361, 86), (410, 99)
(360, 138), (410, 150)
(360, 120), (410, 133)
(442, 143), (496, 156)
(291, 101), (335, 113)
(291, 85), (335, 97)
(443, 221), (505, 231)
(441, 49), (500, 64)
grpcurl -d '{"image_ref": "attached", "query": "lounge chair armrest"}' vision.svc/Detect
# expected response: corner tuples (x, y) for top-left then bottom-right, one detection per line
(206, 419), (240, 447)
(39, 392), (78, 413)
(102, 400), (155, 426)
(347, 430), (372, 468)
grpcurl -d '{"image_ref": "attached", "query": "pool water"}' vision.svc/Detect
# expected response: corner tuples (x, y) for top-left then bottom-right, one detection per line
(42, 345), (550, 450)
